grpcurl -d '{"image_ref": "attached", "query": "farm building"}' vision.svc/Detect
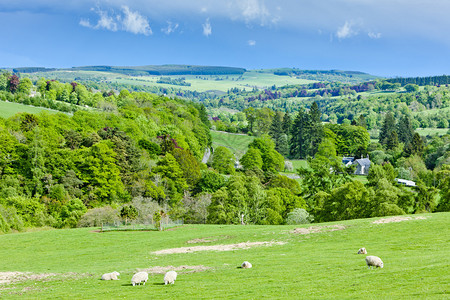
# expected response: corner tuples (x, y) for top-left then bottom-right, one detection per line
(353, 158), (371, 175)
(395, 178), (416, 187)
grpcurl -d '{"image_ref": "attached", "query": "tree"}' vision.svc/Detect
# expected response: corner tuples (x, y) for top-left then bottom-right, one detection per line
(404, 133), (424, 157)
(211, 146), (235, 174)
(240, 148), (263, 170)
(379, 112), (395, 145)
(308, 101), (323, 156)
(404, 84), (419, 92)
(386, 130), (399, 150)
(357, 115), (367, 129)
(18, 78), (33, 94)
(290, 108), (310, 159)
(282, 112), (292, 135)
(244, 107), (257, 134)
(319, 180), (371, 221)
(8, 74), (20, 93)
(120, 204), (139, 225)
(397, 115), (414, 145)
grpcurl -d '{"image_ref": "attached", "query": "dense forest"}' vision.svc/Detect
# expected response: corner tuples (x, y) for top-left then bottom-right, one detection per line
(0, 71), (449, 233)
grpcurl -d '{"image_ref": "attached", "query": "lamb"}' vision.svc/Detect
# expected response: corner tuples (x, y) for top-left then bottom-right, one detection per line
(131, 271), (149, 286)
(164, 271), (177, 285)
(365, 256), (383, 269)
(241, 261), (252, 269)
(357, 247), (367, 254)
(101, 271), (120, 280)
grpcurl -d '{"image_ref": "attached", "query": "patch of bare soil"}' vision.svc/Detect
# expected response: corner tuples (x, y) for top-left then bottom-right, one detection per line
(372, 216), (428, 224)
(153, 241), (286, 255)
(186, 235), (231, 244)
(139, 265), (211, 274)
(290, 225), (346, 235)
(0, 272), (90, 285)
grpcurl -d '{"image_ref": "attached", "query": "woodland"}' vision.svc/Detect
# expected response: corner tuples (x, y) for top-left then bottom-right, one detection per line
(0, 71), (449, 233)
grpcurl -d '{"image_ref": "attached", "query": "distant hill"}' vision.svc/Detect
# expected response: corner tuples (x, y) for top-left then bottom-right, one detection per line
(11, 65), (247, 76)
(265, 68), (379, 82)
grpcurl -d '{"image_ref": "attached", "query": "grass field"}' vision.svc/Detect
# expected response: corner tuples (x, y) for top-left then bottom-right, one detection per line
(0, 212), (448, 299)
(210, 130), (255, 158)
(27, 70), (316, 93)
(0, 101), (62, 119)
(415, 127), (449, 136)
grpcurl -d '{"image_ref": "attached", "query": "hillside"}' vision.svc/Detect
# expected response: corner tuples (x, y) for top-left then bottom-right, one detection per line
(0, 213), (448, 298)
(13, 65), (247, 76)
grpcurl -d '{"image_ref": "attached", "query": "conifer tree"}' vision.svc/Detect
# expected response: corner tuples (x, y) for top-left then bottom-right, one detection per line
(397, 115), (414, 144)
(379, 112), (395, 145)
(308, 101), (323, 157)
(290, 108), (310, 159)
(282, 111), (292, 135)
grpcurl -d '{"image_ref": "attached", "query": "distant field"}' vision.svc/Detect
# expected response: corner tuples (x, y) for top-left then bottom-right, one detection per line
(0, 101), (61, 119)
(416, 127), (449, 136)
(0, 212), (448, 299)
(210, 130), (255, 158)
(25, 70), (317, 93)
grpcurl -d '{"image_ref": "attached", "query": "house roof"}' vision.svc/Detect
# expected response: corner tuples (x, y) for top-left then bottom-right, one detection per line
(353, 158), (371, 167)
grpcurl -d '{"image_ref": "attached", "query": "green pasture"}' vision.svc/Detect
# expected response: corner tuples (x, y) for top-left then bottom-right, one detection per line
(27, 70), (316, 93)
(0, 213), (448, 299)
(211, 130), (255, 158)
(0, 101), (61, 119)
(415, 127), (449, 136)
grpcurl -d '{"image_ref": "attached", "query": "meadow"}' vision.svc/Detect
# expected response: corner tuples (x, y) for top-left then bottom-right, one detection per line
(26, 70), (316, 93)
(0, 212), (448, 299)
(210, 130), (255, 159)
(0, 101), (61, 119)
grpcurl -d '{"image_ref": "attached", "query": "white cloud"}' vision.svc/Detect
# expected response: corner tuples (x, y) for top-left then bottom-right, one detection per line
(79, 18), (92, 28)
(368, 32), (381, 39)
(240, 0), (270, 24)
(336, 21), (354, 39)
(202, 18), (212, 37)
(248, 40), (256, 46)
(80, 5), (151, 35)
(161, 21), (179, 35)
(121, 5), (152, 35)
(95, 9), (118, 31)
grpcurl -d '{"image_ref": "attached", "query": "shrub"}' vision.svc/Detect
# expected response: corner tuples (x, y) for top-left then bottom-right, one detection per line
(286, 208), (314, 225)
(78, 206), (119, 227)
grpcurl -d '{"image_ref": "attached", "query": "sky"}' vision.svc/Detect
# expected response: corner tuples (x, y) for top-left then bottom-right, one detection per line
(1, 0), (450, 77)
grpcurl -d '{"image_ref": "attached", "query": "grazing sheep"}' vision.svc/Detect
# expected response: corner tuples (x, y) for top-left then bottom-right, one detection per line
(131, 272), (149, 286)
(164, 271), (177, 285)
(241, 261), (252, 269)
(365, 256), (384, 269)
(101, 271), (120, 280)
(358, 247), (367, 254)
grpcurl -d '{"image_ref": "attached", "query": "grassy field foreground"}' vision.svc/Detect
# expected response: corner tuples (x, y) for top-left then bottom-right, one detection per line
(0, 213), (448, 299)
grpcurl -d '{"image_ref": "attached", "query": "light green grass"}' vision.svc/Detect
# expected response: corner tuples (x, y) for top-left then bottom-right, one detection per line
(27, 70), (316, 93)
(0, 213), (448, 299)
(415, 127), (449, 136)
(0, 101), (61, 119)
(211, 130), (255, 158)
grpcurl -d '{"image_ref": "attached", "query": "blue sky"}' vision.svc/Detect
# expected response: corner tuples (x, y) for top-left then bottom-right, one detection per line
(1, 0), (450, 77)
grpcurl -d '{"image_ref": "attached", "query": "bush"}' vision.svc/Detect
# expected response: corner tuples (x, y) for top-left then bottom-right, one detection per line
(130, 196), (164, 224)
(78, 206), (119, 227)
(286, 208), (314, 225)
(0, 204), (24, 233)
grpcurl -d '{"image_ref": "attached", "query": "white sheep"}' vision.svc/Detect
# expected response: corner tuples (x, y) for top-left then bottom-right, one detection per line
(241, 261), (252, 269)
(101, 271), (120, 280)
(365, 256), (383, 269)
(357, 247), (367, 254)
(131, 271), (149, 286)
(164, 271), (177, 285)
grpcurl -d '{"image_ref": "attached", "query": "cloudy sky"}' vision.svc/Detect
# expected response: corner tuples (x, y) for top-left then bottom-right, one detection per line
(1, 0), (450, 77)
